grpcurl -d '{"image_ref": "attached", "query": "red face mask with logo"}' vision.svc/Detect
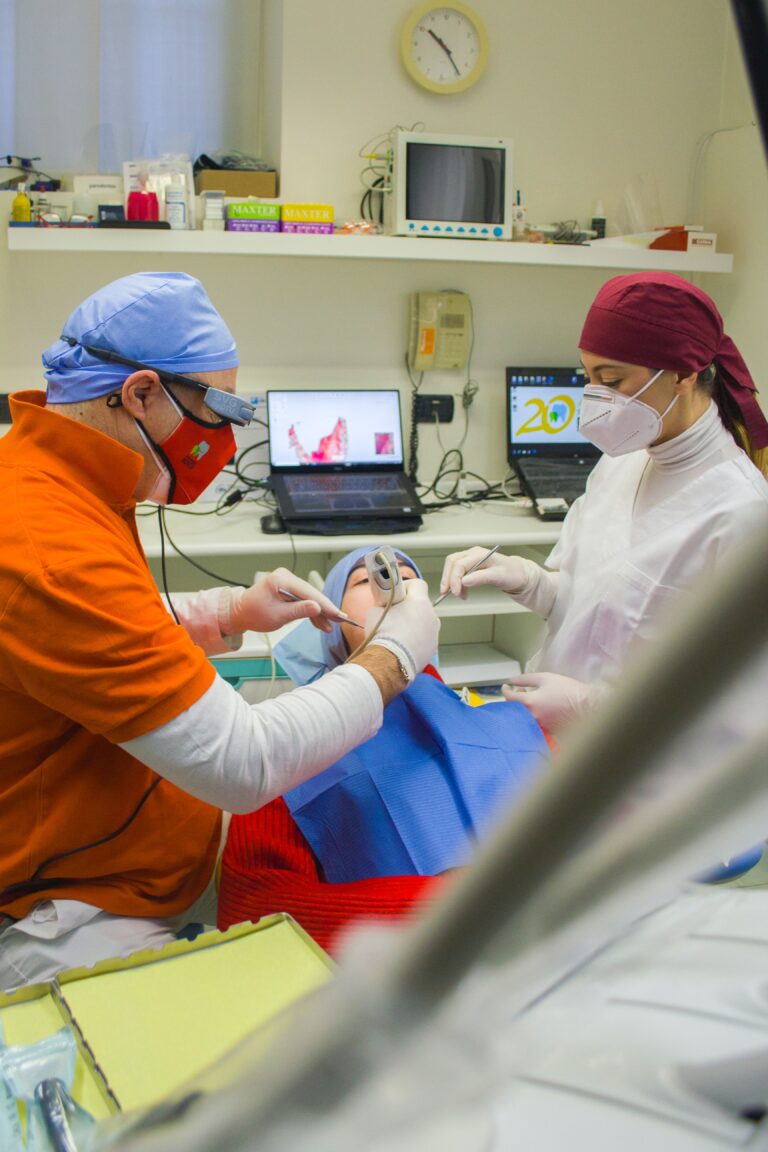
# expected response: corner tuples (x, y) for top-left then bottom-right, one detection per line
(137, 385), (236, 505)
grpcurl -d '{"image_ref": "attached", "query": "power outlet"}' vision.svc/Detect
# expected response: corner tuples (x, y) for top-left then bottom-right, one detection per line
(414, 394), (455, 423)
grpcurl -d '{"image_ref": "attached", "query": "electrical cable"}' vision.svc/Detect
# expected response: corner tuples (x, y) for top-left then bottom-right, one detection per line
(159, 508), (244, 587)
(406, 355), (424, 483)
(356, 122), (426, 228)
(0, 777), (163, 905)
(157, 505), (181, 624)
(260, 628), (278, 700)
(687, 119), (756, 226)
(345, 550), (398, 663)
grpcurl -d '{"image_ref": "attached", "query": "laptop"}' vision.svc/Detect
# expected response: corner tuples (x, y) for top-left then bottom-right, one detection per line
(506, 367), (601, 520)
(267, 389), (423, 534)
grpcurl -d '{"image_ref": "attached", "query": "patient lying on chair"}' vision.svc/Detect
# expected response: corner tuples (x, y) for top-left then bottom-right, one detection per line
(217, 546), (550, 953)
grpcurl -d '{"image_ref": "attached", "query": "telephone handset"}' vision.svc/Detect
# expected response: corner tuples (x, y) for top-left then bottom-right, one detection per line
(408, 291), (472, 371)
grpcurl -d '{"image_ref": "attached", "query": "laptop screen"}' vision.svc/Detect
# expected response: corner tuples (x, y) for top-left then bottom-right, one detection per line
(506, 367), (600, 461)
(267, 389), (405, 472)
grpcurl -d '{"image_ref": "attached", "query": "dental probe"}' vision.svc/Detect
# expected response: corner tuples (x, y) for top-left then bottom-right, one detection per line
(432, 544), (501, 607)
(277, 587), (364, 628)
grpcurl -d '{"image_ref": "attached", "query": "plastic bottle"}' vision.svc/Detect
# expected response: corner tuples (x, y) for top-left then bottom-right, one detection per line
(126, 169), (159, 222)
(11, 182), (31, 223)
(164, 174), (188, 229)
(591, 199), (607, 240)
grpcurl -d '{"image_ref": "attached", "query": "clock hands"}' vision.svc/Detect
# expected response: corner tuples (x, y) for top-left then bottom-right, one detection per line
(426, 27), (461, 76)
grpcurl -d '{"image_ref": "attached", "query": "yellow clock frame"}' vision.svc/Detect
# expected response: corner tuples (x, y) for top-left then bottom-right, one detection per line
(400, 2), (489, 95)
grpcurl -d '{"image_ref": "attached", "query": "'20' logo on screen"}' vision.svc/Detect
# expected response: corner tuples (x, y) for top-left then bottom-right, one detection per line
(517, 394), (576, 435)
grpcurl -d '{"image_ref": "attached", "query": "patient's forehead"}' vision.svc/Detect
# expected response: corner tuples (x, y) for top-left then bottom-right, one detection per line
(346, 560), (417, 585)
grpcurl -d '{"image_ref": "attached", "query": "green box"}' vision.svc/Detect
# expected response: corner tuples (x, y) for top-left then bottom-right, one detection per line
(227, 201), (281, 221)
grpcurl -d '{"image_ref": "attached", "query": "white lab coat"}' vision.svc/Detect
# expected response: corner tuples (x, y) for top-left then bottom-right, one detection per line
(534, 448), (768, 685)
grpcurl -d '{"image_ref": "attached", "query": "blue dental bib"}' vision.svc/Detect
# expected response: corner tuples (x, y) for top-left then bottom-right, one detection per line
(284, 674), (549, 881)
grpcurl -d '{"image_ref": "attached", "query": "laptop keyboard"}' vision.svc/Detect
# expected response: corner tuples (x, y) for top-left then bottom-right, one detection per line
(283, 472), (415, 512)
(517, 458), (597, 504)
(286, 474), (403, 493)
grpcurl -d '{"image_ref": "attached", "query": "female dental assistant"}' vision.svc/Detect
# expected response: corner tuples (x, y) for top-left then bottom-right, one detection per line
(442, 272), (768, 733)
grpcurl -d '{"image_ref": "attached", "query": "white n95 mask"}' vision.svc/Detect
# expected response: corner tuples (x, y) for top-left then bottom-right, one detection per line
(578, 369), (678, 456)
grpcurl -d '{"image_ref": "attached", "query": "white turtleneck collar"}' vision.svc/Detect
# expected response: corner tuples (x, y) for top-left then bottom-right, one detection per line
(635, 401), (743, 516)
(647, 400), (738, 470)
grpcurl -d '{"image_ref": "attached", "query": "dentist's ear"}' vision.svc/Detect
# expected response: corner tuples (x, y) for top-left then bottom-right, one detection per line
(121, 370), (164, 419)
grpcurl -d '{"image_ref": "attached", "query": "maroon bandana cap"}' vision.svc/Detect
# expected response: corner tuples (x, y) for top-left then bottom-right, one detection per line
(579, 272), (768, 449)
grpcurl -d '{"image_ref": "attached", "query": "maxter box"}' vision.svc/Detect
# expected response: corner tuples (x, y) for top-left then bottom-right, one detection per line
(227, 201), (281, 221)
(281, 221), (334, 234)
(280, 203), (334, 234)
(226, 219), (280, 232)
(281, 203), (333, 224)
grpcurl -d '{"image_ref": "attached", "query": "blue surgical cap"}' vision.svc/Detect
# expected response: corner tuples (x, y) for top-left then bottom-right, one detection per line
(274, 545), (423, 685)
(42, 271), (239, 403)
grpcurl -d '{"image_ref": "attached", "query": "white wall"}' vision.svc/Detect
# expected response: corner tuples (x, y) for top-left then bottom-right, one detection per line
(2, 0), (763, 486)
(701, 14), (768, 395)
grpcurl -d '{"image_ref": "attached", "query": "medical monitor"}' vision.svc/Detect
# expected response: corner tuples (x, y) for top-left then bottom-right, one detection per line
(385, 130), (513, 240)
(506, 367), (600, 461)
(267, 389), (405, 472)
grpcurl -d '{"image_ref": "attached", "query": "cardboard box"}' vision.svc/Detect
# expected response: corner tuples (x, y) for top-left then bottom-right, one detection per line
(227, 219), (280, 232)
(281, 202), (334, 224)
(226, 200), (281, 231)
(194, 169), (278, 198)
(648, 226), (717, 254)
(72, 174), (124, 200)
(281, 221), (334, 234)
(227, 201), (280, 220)
(687, 231), (717, 252)
(0, 914), (332, 1120)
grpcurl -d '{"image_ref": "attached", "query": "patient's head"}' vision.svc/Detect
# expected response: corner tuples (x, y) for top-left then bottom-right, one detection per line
(274, 544), (424, 684)
(338, 554), (419, 653)
(321, 545), (422, 668)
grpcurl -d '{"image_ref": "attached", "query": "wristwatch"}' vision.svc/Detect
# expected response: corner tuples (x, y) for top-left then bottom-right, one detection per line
(370, 636), (416, 683)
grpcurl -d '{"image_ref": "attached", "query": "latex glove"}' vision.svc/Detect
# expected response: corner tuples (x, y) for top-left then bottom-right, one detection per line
(502, 672), (596, 733)
(225, 568), (350, 636)
(367, 579), (441, 681)
(440, 547), (537, 600)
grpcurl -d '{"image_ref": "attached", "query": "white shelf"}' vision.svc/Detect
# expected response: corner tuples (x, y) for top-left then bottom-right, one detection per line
(146, 508), (548, 690)
(212, 637), (521, 692)
(435, 586), (527, 618)
(438, 643), (521, 687)
(137, 501), (561, 559)
(5, 228), (733, 272)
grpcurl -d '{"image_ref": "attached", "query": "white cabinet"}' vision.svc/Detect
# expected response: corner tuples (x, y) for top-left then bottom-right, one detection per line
(138, 503), (558, 688)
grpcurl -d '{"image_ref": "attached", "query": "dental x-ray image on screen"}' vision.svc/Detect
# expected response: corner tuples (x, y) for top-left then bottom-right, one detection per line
(268, 390), (404, 469)
(267, 390), (422, 533)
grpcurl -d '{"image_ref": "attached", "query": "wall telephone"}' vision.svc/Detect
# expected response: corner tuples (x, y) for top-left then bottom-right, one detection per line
(408, 291), (472, 371)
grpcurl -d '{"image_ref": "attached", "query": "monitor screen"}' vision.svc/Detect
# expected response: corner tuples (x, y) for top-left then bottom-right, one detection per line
(406, 142), (505, 224)
(506, 368), (600, 459)
(267, 390), (404, 470)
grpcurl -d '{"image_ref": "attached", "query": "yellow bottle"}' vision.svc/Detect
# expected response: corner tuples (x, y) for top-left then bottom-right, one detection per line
(11, 183), (31, 222)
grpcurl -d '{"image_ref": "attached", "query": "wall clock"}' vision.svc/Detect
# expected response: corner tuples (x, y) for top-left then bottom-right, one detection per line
(401, 3), (489, 95)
